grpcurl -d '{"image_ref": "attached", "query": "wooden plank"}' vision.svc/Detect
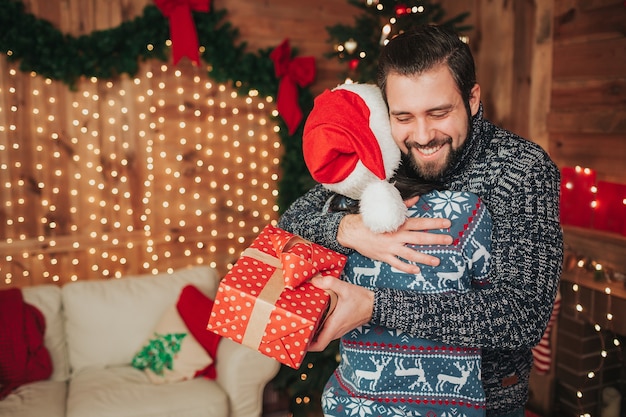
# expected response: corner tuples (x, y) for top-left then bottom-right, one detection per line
(551, 78), (626, 109)
(472, 0), (515, 128)
(0, 58), (13, 240)
(554, 1), (626, 41)
(547, 108), (626, 134)
(528, 0), (555, 151)
(578, 0), (624, 12)
(212, 0), (358, 95)
(553, 0), (577, 17)
(549, 132), (626, 183)
(509, 0), (535, 140)
(553, 38), (626, 79)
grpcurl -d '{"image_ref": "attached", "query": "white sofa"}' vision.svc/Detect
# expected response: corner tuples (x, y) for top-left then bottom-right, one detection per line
(0, 266), (280, 417)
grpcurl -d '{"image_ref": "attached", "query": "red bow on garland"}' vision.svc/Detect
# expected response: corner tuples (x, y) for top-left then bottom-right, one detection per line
(270, 39), (316, 135)
(154, 0), (210, 66)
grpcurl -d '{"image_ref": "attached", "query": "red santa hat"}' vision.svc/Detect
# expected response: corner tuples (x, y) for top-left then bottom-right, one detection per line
(303, 83), (406, 233)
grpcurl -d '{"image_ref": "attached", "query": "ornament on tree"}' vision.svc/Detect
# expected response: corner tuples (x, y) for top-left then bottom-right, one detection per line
(344, 38), (358, 54)
(394, 3), (409, 15)
(379, 23), (392, 45)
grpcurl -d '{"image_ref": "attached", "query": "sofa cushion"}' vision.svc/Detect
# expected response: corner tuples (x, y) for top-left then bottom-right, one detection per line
(62, 266), (219, 374)
(22, 285), (69, 382)
(67, 366), (229, 417)
(0, 380), (66, 417)
(131, 303), (213, 384)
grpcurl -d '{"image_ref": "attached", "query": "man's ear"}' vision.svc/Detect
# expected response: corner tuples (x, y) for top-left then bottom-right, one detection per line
(469, 83), (481, 116)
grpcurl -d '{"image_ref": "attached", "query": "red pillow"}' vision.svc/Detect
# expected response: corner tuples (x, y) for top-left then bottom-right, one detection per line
(0, 288), (52, 399)
(176, 285), (222, 379)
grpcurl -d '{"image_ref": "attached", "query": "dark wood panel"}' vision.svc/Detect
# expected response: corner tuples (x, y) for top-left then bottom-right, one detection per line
(553, 37), (626, 79)
(213, 0), (358, 96)
(551, 78), (626, 109)
(549, 132), (626, 183)
(554, 1), (626, 41)
(547, 109), (626, 134)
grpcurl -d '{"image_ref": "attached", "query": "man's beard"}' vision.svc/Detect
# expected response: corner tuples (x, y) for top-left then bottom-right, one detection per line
(404, 138), (463, 181)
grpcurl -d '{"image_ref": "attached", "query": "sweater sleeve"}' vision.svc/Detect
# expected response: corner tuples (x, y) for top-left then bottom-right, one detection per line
(372, 160), (563, 350)
(277, 184), (352, 255)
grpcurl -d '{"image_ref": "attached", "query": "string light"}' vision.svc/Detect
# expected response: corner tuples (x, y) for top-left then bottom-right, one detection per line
(0, 57), (282, 284)
(561, 249), (625, 417)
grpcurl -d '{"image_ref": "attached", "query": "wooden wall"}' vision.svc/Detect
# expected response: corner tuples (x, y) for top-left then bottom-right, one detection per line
(0, 0), (363, 287)
(548, 0), (626, 276)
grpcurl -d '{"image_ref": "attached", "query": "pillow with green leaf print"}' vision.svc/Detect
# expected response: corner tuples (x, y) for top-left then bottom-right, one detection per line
(131, 302), (212, 384)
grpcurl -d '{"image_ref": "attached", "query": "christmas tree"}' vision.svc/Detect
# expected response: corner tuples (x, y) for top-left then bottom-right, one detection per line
(326, 0), (471, 84)
(270, 3), (471, 416)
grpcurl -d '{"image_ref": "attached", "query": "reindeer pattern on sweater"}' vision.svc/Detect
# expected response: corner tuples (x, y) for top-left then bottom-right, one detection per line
(322, 190), (492, 417)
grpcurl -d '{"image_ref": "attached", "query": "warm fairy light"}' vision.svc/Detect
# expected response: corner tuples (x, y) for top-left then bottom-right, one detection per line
(0, 60), (281, 285)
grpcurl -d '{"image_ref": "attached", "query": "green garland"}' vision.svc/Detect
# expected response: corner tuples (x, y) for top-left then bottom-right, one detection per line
(0, 0), (315, 212)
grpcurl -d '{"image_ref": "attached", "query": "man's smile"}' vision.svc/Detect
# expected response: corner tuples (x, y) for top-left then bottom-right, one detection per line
(406, 139), (451, 159)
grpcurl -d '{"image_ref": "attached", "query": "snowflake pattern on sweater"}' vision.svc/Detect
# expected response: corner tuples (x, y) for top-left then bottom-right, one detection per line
(322, 190), (492, 417)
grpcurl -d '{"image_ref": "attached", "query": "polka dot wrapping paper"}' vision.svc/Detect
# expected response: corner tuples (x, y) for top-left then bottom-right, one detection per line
(206, 224), (346, 369)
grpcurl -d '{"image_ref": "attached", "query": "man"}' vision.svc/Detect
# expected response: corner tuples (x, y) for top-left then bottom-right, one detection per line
(278, 25), (563, 417)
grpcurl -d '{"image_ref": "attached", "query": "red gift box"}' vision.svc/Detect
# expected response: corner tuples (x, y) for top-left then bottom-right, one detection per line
(206, 225), (346, 369)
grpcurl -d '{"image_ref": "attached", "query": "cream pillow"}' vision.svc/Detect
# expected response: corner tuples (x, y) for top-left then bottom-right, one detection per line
(132, 304), (212, 384)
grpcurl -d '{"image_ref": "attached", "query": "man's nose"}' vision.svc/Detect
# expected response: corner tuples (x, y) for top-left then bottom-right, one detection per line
(409, 118), (435, 145)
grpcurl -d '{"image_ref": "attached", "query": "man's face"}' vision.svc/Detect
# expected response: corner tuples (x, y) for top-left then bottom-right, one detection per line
(385, 64), (480, 180)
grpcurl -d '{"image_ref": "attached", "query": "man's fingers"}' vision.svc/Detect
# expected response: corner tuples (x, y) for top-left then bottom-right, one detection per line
(309, 329), (332, 351)
(384, 255), (421, 274)
(393, 245), (442, 267)
(307, 278), (374, 352)
(310, 274), (335, 290)
(402, 217), (451, 232)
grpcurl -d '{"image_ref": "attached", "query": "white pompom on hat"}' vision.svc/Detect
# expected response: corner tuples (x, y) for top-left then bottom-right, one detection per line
(303, 83), (406, 233)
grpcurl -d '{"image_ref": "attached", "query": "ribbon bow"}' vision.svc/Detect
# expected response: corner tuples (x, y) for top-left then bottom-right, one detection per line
(270, 39), (316, 135)
(154, 0), (210, 66)
(271, 233), (320, 289)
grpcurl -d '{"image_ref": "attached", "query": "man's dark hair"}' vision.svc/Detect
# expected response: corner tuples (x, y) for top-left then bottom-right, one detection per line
(376, 24), (477, 107)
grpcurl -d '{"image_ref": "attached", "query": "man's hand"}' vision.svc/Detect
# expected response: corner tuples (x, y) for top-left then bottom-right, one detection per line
(309, 275), (374, 351)
(337, 210), (452, 274)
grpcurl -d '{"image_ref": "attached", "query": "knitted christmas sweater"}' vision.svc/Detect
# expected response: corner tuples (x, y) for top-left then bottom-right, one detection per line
(278, 105), (563, 416)
(322, 190), (491, 417)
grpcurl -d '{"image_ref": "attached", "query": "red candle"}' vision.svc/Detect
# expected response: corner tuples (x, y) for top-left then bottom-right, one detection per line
(591, 181), (626, 236)
(560, 166), (596, 228)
